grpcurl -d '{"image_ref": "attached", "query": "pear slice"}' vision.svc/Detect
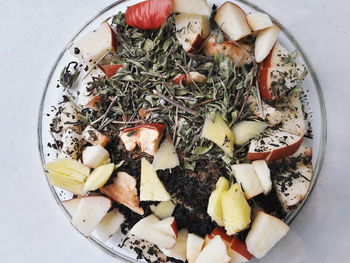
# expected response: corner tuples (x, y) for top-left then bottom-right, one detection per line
(83, 163), (114, 192)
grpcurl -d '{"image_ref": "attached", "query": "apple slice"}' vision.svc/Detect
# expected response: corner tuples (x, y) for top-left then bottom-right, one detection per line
(247, 95), (284, 125)
(252, 160), (272, 195)
(232, 164), (264, 199)
(120, 235), (167, 263)
(175, 13), (211, 53)
(246, 12), (272, 31)
(215, 2), (251, 41)
(62, 198), (81, 216)
(280, 92), (307, 136)
(254, 23), (280, 63)
(120, 123), (166, 156)
(211, 227), (232, 248)
(153, 217), (178, 238)
(161, 229), (188, 261)
(85, 96), (102, 111)
(101, 172), (144, 215)
(96, 208), (125, 242)
(98, 64), (123, 77)
(194, 235), (231, 263)
(140, 158), (171, 201)
(82, 145), (110, 169)
(201, 113), (234, 156)
(221, 184), (251, 235)
(245, 211), (290, 258)
(228, 236), (253, 263)
(248, 129), (303, 162)
(83, 163), (114, 192)
(203, 234), (213, 248)
(173, 0), (211, 16)
(129, 214), (177, 249)
(203, 36), (253, 66)
(273, 161), (313, 208)
(186, 233), (204, 263)
(150, 201), (176, 220)
(71, 196), (111, 236)
(152, 137), (179, 170)
(61, 128), (83, 160)
(207, 177), (229, 226)
(172, 72), (207, 85)
(69, 22), (117, 65)
(232, 121), (267, 146)
(82, 125), (111, 147)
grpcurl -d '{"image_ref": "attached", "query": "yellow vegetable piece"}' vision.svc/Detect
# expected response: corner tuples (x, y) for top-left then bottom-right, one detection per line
(221, 183), (251, 235)
(140, 158), (171, 201)
(201, 113), (234, 156)
(84, 163), (115, 192)
(207, 177), (229, 226)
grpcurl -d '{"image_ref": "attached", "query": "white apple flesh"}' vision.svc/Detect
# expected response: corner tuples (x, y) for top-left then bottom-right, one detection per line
(82, 145), (110, 169)
(96, 209), (125, 242)
(215, 2), (251, 41)
(71, 196), (112, 236)
(173, 0), (211, 16)
(62, 198), (81, 216)
(175, 13), (211, 53)
(194, 235), (231, 263)
(152, 138), (179, 170)
(246, 12), (272, 31)
(246, 211), (290, 258)
(252, 160), (272, 195)
(186, 233), (204, 263)
(254, 23), (280, 63)
(161, 229), (188, 261)
(232, 164), (264, 199)
(129, 214), (177, 249)
(153, 216), (178, 239)
(69, 22), (116, 65)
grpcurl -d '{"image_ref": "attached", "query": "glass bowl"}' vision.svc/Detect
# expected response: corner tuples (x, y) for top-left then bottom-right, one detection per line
(37, 0), (327, 262)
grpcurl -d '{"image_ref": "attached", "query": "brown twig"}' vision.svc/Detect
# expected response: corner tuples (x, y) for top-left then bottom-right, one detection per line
(192, 98), (219, 109)
(153, 90), (197, 115)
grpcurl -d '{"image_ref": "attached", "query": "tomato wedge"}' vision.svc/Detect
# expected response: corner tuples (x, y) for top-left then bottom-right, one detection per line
(125, 0), (173, 30)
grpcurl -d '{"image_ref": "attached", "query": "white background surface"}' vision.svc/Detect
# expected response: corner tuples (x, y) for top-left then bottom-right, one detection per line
(1, 0), (349, 262)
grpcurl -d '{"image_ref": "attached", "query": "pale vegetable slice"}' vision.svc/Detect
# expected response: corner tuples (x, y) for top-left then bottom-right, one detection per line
(207, 177), (229, 226)
(254, 23), (281, 63)
(246, 211), (290, 258)
(246, 12), (272, 31)
(161, 229), (188, 261)
(194, 235), (231, 263)
(252, 160), (272, 195)
(232, 164), (264, 199)
(96, 209), (125, 242)
(152, 138), (179, 170)
(232, 121), (267, 146)
(82, 145), (110, 169)
(62, 198), (81, 215)
(173, 0), (211, 17)
(215, 2), (251, 41)
(69, 22), (116, 65)
(201, 113), (234, 156)
(47, 174), (85, 195)
(140, 158), (171, 201)
(222, 184), (251, 235)
(71, 196), (111, 236)
(186, 233), (205, 263)
(175, 13), (211, 53)
(150, 201), (176, 220)
(83, 163), (114, 192)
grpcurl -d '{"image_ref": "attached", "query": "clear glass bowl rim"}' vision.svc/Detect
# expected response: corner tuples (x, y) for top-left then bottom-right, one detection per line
(37, 0), (327, 262)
